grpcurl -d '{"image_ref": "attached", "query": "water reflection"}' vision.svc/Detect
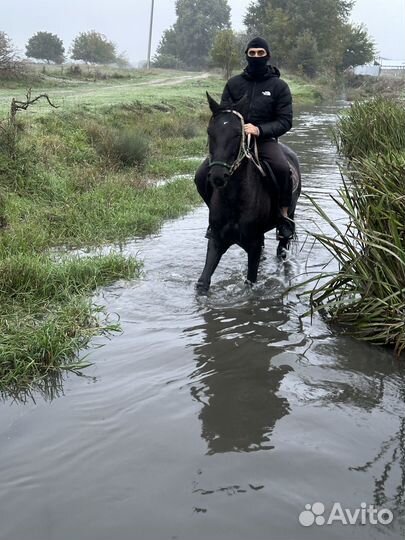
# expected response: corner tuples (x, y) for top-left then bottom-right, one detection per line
(0, 372), (66, 404)
(346, 368), (405, 518)
(351, 416), (405, 512)
(0, 370), (96, 404)
(189, 297), (293, 454)
(294, 338), (405, 523)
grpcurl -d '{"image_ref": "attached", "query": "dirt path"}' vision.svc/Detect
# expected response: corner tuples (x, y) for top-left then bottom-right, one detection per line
(133, 72), (210, 87)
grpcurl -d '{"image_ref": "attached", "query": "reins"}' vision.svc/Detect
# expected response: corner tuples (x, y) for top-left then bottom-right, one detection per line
(208, 109), (266, 177)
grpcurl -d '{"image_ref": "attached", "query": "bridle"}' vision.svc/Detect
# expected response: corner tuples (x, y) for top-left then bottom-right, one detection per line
(208, 110), (266, 177)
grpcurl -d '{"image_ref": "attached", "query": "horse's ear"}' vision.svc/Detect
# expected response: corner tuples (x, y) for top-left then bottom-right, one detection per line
(232, 93), (248, 117)
(206, 92), (220, 115)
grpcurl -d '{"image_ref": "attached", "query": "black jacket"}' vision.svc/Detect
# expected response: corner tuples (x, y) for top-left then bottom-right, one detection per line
(220, 66), (293, 140)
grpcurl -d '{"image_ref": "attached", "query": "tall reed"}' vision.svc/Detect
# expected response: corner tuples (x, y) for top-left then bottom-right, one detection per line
(307, 98), (405, 355)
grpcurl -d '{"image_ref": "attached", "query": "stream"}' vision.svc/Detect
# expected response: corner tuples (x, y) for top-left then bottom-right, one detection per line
(0, 103), (404, 540)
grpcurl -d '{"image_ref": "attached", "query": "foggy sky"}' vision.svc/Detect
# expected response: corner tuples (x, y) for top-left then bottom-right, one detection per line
(2, 0), (405, 64)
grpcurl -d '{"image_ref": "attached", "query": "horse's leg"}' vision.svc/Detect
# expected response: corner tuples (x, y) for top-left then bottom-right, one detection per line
(246, 239), (263, 284)
(277, 205), (297, 260)
(277, 238), (290, 260)
(196, 239), (228, 294)
(260, 234), (267, 261)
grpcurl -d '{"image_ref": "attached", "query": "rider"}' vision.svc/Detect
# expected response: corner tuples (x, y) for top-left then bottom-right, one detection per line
(196, 36), (295, 240)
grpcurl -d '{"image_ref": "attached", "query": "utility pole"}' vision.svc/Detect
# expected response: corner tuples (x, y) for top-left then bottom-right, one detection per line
(147, 0), (155, 69)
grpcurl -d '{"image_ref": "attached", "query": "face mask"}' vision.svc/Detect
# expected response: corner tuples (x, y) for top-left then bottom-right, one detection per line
(246, 55), (269, 76)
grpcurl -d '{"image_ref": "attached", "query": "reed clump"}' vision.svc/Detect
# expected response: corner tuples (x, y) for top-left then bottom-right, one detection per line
(0, 254), (140, 387)
(308, 97), (405, 355)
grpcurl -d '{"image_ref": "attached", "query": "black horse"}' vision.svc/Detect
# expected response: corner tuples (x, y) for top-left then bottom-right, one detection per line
(195, 93), (301, 293)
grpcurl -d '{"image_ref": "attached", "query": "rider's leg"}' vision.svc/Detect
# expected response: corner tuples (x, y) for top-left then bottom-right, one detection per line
(257, 140), (294, 239)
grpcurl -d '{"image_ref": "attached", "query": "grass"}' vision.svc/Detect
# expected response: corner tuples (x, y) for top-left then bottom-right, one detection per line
(304, 97), (405, 356)
(0, 67), (327, 116)
(0, 254), (140, 387)
(0, 71), (221, 115)
(335, 98), (405, 158)
(0, 78), (206, 390)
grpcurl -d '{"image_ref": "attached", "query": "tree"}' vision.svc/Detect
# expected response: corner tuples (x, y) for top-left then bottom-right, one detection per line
(26, 32), (65, 64)
(71, 31), (116, 64)
(244, 0), (362, 73)
(245, 4), (293, 67)
(290, 31), (320, 78)
(115, 52), (131, 68)
(0, 31), (19, 74)
(211, 29), (241, 79)
(341, 24), (375, 69)
(155, 28), (178, 59)
(155, 0), (231, 69)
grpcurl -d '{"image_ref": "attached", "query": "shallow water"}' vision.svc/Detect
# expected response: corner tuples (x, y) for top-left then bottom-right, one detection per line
(1, 104), (404, 540)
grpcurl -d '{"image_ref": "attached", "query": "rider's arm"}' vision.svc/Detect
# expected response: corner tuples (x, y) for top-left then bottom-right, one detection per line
(258, 82), (293, 139)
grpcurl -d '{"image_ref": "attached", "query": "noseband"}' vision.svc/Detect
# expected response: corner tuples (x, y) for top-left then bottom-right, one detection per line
(208, 110), (266, 177)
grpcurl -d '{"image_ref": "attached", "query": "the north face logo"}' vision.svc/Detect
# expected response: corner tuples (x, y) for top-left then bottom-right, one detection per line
(262, 91), (271, 96)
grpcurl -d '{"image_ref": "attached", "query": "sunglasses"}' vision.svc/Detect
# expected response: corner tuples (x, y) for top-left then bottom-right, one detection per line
(247, 49), (267, 57)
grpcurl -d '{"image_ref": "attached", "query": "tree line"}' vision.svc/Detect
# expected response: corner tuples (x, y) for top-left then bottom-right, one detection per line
(0, 30), (127, 74)
(1, 0), (376, 79)
(154, 0), (376, 78)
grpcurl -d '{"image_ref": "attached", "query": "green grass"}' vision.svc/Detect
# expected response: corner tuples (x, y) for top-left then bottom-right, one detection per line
(0, 253), (140, 387)
(0, 71), (221, 115)
(0, 79), (205, 390)
(0, 67), (326, 116)
(304, 97), (405, 356)
(335, 97), (405, 158)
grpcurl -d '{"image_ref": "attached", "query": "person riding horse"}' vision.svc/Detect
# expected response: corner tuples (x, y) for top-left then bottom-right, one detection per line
(195, 36), (295, 240)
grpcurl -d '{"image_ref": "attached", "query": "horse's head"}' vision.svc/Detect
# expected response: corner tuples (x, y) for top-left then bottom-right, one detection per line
(206, 92), (247, 189)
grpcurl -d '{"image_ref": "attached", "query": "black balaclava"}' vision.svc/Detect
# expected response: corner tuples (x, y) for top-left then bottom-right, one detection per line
(245, 37), (271, 78)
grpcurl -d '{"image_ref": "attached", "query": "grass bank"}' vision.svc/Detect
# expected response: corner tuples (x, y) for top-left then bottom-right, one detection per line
(306, 97), (405, 356)
(344, 73), (405, 102)
(0, 80), (206, 390)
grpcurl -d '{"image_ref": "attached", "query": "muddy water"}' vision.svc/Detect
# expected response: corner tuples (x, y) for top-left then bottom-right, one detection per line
(1, 104), (404, 540)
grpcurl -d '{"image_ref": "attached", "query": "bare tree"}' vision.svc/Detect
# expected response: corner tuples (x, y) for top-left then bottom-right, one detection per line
(0, 89), (58, 159)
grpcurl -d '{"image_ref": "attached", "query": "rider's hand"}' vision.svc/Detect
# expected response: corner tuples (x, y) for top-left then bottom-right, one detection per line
(244, 123), (260, 137)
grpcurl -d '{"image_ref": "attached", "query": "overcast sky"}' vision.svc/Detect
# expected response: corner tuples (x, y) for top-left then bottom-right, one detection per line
(2, 0), (405, 64)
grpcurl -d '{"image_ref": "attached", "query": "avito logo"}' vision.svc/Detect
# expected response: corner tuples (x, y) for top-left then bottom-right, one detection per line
(299, 502), (394, 527)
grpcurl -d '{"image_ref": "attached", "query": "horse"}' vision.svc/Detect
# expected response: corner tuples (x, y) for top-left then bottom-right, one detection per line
(194, 92), (301, 294)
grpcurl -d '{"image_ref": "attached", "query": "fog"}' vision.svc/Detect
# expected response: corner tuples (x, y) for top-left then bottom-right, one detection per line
(1, 0), (404, 64)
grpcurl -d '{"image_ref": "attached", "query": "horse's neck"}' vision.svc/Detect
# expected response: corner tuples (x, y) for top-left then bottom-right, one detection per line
(227, 161), (260, 200)
(210, 162), (260, 216)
